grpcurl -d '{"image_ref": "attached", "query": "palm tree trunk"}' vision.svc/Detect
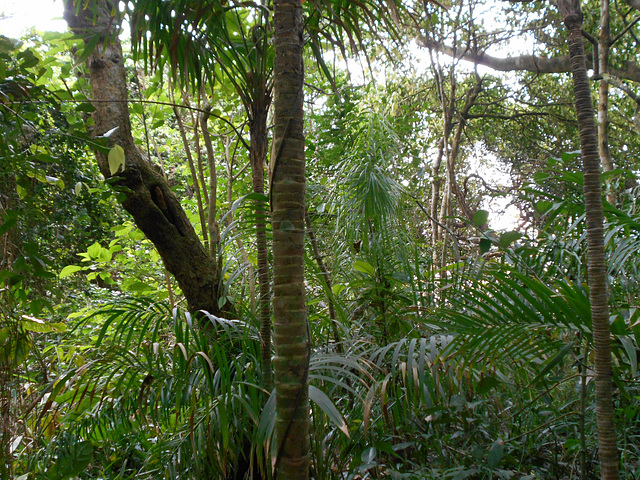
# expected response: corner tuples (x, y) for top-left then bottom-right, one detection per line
(557, 1), (619, 478)
(249, 101), (273, 391)
(271, 0), (310, 477)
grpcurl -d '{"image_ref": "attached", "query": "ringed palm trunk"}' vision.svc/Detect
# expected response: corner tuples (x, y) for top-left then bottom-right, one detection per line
(63, 1), (224, 316)
(557, 1), (619, 478)
(271, 0), (310, 478)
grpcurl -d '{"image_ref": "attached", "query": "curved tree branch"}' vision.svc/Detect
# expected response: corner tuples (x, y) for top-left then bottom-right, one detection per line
(416, 35), (640, 83)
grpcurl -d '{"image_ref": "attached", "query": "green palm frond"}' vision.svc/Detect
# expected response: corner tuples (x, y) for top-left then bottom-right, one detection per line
(45, 298), (266, 478)
(430, 264), (590, 377)
(331, 110), (403, 242)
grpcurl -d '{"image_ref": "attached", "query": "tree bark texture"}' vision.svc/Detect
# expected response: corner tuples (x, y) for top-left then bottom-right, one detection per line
(63, 0), (223, 316)
(557, 1), (620, 478)
(271, 0), (310, 478)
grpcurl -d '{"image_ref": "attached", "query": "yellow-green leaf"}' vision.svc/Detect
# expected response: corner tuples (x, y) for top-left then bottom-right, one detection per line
(108, 145), (125, 175)
(59, 265), (83, 278)
(353, 260), (375, 276)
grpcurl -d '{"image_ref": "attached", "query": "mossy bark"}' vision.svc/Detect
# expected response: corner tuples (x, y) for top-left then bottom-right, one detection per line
(271, 0), (310, 477)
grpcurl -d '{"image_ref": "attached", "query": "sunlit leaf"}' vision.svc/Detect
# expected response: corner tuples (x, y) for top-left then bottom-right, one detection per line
(59, 265), (83, 278)
(353, 260), (375, 276)
(108, 145), (126, 175)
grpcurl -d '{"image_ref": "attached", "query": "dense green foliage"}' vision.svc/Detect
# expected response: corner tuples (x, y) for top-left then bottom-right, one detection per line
(1, 0), (640, 478)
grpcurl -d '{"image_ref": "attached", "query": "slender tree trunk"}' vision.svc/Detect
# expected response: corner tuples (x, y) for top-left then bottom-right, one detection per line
(557, 1), (619, 478)
(201, 104), (221, 260)
(598, 0), (613, 174)
(250, 100), (273, 391)
(271, 0), (310, 477)
(305, 211), (342, 350)
(598, 0), (616, 206)
(447, 81), (482, 225)
(430, 138), (445, 245)
(191, 98), (210, 208)
(0, 175), (17, 478)
(0, 362), (11, 479)
(63, 0), (224, 316)
(223, 136), (257, 313)
(173, 103), (209, 248)
(0, 175), (19, 272)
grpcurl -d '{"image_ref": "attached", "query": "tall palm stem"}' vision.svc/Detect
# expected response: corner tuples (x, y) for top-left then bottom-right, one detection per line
(250, 102), (273, 392)
(557, 1), (619, 477)
(271, 0), (310, 477)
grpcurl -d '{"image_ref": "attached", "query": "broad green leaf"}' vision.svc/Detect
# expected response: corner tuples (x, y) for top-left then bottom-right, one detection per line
(532, 343), (575, 385)
(610, 315), (628, 335)
(86, 242), (103, 260)
(561, 171), (583, 186)
(499, 231), (522, 248)
(0, 211), (18, 235)
(130, 103), (144, 115)
(16, 184), (27, 199)
(619, 336), (637, 377)
(74, 182), (83, 195)
(487, 440), (504, 469)
(76, 102), (95, 113)
(111, 223), (134, 237)
(451, 468), (479, 479)
(46, 440), (93, 480)
(310, 385), (349, 437)
(472, 209), (489, 226)
(353, 260), (375, 276)
(361, 446), (376, 463)
(0, 36), (21, 53)
(332, 284), (345, 295)
(535, 200), (553, 213)
(18, 49), (39, 68)
(476, 375), (500, 395)
(59, 265), (83, 278)
(108, 145), (125, 175)
(533, 172), (548, 183)
(124, 281), (155, 293)
(391, 272), (410, 283)
(479, 238), (492, 254)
